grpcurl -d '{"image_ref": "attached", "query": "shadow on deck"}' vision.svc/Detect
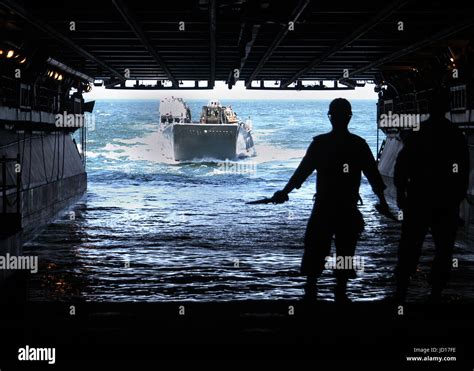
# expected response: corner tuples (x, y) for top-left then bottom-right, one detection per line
(0, 300), (473, 366)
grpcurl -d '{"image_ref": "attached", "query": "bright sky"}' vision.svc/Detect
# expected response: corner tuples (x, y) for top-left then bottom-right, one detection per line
(84, 81), (377, 100)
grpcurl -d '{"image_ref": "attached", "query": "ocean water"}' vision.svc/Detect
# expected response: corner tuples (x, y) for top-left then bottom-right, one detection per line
(23, 99), (474, 302)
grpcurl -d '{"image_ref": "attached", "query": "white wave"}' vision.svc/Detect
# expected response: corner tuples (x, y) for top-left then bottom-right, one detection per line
(94, 127), (305, 166)
(252, 144), (304, 163)
(96, 131), (177, 164)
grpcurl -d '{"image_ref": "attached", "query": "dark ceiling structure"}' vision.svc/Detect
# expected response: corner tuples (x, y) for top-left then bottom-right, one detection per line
(1, 0), (474, 90)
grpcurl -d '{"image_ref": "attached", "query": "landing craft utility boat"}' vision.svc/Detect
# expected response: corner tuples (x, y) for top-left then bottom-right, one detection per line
(159, 97), (255, 161)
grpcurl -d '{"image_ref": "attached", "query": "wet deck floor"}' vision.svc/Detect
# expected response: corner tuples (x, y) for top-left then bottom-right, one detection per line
(20, 186), (474, 303)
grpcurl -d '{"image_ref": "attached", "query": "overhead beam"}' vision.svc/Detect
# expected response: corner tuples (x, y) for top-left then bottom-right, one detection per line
(227, 0), (264, 88)
(227, 23), (261, 88)
(0, 0), (125, 82)
(46, 58), (94, 83)
(248, 85), (354, 91)
(107, 86), (211, 90)
(338, 79), (366, 88)
(346, 16), (474, 79)
(280, 0), (409, 88)
(112, 0), (178, 87)
(208, 0), (217, 88)
(104, 78), (123, 89)
(245, 0), (310, 88)
(106, 80), (211, 90)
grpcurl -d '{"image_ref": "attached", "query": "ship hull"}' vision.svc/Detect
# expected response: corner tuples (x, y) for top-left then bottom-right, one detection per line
(0, 129), (87, 241)
(164, 123), (254, 161)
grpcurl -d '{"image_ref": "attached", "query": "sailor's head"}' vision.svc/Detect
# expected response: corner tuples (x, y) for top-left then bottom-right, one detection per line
(429, 87), (450, 119)
(328, 98), (352, 129)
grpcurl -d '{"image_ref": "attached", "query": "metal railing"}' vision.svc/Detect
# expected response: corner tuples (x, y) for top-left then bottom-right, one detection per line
(1, 154), (21, 215)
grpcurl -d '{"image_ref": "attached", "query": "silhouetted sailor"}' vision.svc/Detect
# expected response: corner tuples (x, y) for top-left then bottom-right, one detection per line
(394, 89), (470, 302)
(273, 98), (389, 302)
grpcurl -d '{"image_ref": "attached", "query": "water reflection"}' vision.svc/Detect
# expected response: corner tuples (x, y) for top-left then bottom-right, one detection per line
(23, 181), (473, 302)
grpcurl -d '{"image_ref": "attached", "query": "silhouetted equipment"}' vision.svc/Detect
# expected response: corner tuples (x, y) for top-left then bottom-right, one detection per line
(246, 197), (275, 205)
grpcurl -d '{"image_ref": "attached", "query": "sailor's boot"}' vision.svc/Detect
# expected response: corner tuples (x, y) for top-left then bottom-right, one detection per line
(427, 285), (443, 303)
(303, 275), (318, 301)
(334, 278), (351, 303)
(394, 276), (409, 304)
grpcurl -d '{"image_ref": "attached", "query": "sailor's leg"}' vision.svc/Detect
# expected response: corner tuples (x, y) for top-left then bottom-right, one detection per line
(301, 209), (333, 298)
(429, 207), (459, 301)
(333, 209), (362, 302)
(395, 206), (428, 302)
(333, 237), (358, 302)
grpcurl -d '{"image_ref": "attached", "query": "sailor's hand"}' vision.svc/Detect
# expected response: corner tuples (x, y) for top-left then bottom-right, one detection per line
(375, 201), (389, 215)
(375, 201), (398, 221)
(396, 191), (407, 210)
(272, 190), (289, 204)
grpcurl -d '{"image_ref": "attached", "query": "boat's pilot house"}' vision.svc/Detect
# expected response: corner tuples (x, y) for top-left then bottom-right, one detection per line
(161, 115), (185, 124)
(200, 101), (238, 124)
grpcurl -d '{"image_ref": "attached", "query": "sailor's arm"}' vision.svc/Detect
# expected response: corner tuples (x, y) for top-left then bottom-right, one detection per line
(393, 140), (411, 209)
(273, 140), (318, 203)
